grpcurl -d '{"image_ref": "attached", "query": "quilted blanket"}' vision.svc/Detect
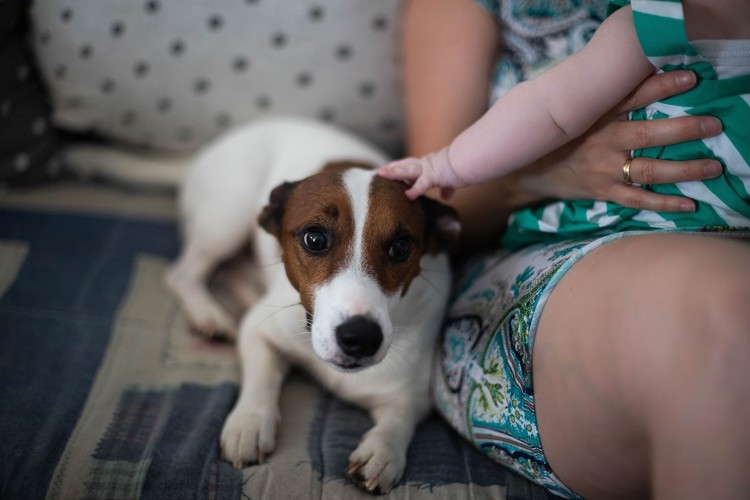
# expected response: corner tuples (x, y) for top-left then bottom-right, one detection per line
(0, 206), (554, 499)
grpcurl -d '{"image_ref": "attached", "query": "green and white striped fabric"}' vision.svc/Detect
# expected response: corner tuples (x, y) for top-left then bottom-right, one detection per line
(502, 0), (750, 250)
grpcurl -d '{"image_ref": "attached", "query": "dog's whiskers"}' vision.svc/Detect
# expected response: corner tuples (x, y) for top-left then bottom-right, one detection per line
(249, 259), (284, 269)
(291, 318), (313, 332)
(385, 339), (412, 366)
(291, 332), (313, 343)
(255, 301), (304, 328)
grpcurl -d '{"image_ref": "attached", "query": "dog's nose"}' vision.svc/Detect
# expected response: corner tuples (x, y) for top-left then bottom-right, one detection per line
(335, 315), (383, 358)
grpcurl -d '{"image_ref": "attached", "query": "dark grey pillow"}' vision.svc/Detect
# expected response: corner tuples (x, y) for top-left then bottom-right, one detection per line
(0, 0), (63, 187)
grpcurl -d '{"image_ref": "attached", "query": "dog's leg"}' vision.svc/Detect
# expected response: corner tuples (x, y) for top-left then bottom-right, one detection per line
(214, 253), (263, 310)
(220, 308), (292, 468)
(347, 396), (432, 494)
(165, 237), (242, 340)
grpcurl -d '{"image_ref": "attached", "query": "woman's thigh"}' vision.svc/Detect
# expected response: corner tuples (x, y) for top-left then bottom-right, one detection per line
(532, 232), (750, 499)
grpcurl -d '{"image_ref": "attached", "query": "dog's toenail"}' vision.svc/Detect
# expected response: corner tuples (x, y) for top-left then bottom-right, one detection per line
(365, 477), (379, 492)
(347, 462), (364, 476)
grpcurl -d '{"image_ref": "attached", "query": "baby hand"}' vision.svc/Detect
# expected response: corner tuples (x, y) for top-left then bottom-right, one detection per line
(377, 147), (462, 200)
(377, 157), (434, 200)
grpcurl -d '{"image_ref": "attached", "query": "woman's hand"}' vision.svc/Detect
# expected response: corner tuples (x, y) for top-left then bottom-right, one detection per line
(510, 69), (723, 213)
(399, 0), (722, 250)
(446, 69), (724, 250)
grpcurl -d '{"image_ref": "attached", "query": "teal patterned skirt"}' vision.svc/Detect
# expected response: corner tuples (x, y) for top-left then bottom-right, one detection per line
(433, 228), (750, 499)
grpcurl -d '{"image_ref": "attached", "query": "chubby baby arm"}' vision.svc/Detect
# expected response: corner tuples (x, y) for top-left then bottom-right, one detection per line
(378, 146), (466, 200)
(451, 7), (655, 180)
(383, 7), (655, 201)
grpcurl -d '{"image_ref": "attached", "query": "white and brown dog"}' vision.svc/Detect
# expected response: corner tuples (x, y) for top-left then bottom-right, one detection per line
(66, 118), (460, 494)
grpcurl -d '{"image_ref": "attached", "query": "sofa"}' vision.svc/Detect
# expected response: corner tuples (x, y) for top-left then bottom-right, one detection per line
(0, 1), (556, 498)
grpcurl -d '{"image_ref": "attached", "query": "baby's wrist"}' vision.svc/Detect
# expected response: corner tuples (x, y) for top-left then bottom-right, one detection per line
(436, 144), (466, 187)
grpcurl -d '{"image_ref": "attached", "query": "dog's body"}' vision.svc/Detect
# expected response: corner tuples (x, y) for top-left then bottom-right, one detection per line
(66, 118), (458, 493)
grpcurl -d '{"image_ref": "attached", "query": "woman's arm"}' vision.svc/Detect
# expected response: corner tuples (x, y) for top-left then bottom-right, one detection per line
(449, 7), (655, 184)
(401, 0), (499, 158)
(402, 0), (723, 251)
(507, 74), (724, 212)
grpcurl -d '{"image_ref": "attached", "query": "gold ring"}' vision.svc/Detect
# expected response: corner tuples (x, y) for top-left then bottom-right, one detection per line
(622, 157), (633, 185)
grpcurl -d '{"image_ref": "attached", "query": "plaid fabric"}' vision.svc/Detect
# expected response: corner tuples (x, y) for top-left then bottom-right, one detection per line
(84, 459), (151, 500)
(0, 208), (556, 499)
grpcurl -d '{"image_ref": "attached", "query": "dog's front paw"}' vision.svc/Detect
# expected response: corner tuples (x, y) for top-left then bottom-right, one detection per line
(220, 406), (279, 469)
(165, 266), (237, 341)
(190, 303), (237, 341)
(347, 434), (406, 495)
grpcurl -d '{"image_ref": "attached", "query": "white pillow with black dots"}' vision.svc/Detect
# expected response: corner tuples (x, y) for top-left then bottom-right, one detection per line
(30, 0), (404, 156)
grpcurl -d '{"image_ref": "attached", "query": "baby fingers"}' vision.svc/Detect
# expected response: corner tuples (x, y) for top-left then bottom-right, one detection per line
(404, 175), (434, 200)
(377, 158), (425, 181)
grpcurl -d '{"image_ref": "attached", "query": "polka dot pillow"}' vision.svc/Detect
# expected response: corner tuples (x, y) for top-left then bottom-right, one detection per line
(30, 0), (405, 156)
(0, 0), (64, 187)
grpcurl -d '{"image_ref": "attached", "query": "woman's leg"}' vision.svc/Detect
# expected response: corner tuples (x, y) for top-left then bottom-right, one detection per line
(533, 233), (750, 499)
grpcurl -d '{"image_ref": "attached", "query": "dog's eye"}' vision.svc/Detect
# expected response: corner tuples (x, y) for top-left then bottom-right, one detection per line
(388, 237), (412, 262)
(302, 228), (329, 254)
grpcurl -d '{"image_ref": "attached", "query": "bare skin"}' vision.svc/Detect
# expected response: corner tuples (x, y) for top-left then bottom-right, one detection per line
(402, 0), (723, 252)
(534, 233), (750, 499)
(402, 0), (750, 497)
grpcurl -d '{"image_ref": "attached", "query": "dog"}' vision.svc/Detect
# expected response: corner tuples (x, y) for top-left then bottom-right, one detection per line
(65, 118), (460, 494)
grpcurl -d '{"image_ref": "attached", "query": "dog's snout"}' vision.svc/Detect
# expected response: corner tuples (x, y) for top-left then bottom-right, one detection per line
(335, 315), (383, 358)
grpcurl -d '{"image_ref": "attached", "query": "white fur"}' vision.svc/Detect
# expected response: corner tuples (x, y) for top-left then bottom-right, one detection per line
(66, 117), (452, 494)
(311, 169), (394, 366)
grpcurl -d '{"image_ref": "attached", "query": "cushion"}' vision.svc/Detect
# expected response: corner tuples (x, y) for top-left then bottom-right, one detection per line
(0, 0), (64, 187)
(29, 0), (405, 156)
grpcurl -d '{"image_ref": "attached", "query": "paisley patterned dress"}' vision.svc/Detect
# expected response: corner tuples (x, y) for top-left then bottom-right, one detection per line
(433, 1), (750, 498)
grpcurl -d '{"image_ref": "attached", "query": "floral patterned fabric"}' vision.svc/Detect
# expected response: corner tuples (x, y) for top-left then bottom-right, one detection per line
(436, 2), (750, 498)
(431, 5), (614, 496)
(475, 0), (608, 104)
(435, 227), (750, 498)
(434, 236), (591, 499)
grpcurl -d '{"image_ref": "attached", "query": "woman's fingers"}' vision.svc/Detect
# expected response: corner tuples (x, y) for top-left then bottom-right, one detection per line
(612, 114), (722, 150)
(607, 184), (696, 213)
(628, 157), (722, 185)
(615, 70), (697, 113)
(533, 71), (723, 214)
(606, 157), (722, 212)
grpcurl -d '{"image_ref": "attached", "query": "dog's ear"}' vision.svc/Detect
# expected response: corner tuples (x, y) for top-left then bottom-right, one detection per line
(259, 181), (300, 239)
(419, 197), (461, 254)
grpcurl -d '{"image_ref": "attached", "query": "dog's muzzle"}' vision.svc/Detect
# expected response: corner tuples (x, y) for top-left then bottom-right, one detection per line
(335, 315), (383, 360)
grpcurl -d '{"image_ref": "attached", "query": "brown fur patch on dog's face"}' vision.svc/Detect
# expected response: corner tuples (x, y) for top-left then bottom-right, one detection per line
(275, 169), (355, 312)
(362, 175), (428, 297)
(260, 163), (460, 314)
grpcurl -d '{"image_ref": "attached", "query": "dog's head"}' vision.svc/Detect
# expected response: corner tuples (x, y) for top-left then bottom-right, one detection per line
(259, 161), (460, 371)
